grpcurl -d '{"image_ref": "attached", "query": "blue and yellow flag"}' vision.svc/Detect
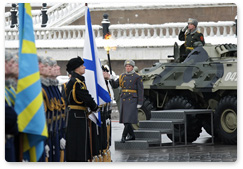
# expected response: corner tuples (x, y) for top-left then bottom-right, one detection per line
(14, 3), (48, 162)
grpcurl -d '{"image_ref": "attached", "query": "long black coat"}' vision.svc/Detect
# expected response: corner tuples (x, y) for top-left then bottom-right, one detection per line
(65, 72), (98, 162)
(111, 72), (144, 124)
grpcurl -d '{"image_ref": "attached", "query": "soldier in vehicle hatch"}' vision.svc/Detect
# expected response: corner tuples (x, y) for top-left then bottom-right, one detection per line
(179, 18), (205, 59)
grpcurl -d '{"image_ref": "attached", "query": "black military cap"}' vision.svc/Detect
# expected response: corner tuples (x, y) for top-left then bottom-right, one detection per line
(66, 56), (84, 73)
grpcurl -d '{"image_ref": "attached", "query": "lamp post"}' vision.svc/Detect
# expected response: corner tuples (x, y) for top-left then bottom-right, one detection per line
(102, 13), (115, 75)
(102, 13), (110, 39)
(41, 3), (48, 27)
(10, 3), (17, 28)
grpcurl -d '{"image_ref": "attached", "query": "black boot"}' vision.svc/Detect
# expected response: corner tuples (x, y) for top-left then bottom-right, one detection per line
(120, 124), (129, 143)
(126, 124), (135, 141)
(126, 134), (135, 141)
(120, 136), (126, 143)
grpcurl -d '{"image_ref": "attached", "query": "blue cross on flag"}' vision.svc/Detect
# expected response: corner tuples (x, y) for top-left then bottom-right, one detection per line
(83, 6), (111, 126)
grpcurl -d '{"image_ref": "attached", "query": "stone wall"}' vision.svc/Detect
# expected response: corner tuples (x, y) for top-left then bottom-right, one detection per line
(71, 5), (237, 26)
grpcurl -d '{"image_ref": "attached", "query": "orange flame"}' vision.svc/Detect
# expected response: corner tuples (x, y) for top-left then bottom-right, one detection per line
(105, 33), (111, 40)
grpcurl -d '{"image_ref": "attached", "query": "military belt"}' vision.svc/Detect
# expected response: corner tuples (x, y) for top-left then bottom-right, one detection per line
(122, 89), (137, 93)
(68, 105), (87, 111)
(186, 47), (194, 50)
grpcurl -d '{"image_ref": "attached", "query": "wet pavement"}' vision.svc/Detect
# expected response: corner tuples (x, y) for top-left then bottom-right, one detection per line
(109, 121), (237, 162)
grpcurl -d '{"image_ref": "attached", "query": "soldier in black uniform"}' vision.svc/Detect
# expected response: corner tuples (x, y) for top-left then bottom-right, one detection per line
(179, 18), (205, 59)
(65, 56), (99, 162)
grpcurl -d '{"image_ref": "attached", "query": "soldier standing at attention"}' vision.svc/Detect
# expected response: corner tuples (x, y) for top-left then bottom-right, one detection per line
(110, 60), (144, 143)
(65, 56), (99, 162)
(179, 18), (205, 57)
(5, 51), (18, 162)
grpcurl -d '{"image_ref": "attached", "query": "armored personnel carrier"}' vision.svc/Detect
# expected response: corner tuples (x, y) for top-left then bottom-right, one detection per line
(137, 43), (237, 144)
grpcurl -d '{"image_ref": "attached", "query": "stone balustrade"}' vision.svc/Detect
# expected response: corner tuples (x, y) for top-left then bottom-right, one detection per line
(5, 21), (235, 41)
(5, 3), (84, 28)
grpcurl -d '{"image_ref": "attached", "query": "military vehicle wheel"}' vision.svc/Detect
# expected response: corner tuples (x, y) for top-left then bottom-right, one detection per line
(215, 95), (237, 144)
(164, 96), (202, 142)
(132, 99), (153, 130)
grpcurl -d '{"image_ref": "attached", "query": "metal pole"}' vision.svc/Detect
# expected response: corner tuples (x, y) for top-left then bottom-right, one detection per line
(107, 50), (112, 75)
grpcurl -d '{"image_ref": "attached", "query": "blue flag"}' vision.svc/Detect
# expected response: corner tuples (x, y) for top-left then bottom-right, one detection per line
(14, 3), (48, 162)
(83, 6), (111, 126)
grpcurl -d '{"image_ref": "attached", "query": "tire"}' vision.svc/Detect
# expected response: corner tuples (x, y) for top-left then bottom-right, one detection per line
(132, 99), (153, 130)
(164, 96), (202, 142)
(215, 95), (237, 144)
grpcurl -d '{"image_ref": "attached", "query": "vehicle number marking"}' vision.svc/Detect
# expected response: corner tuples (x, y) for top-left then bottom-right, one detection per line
(225, 72), (237, 81)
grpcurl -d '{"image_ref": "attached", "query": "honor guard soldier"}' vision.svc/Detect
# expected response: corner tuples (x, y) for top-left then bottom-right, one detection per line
(65, 56), (99, 162)
(5, 51), (19, 162)
(110, 60), (144, 143)
(48, 58), (65, 162)
(39, 56), (53, 162)
(179, 18), (205, 60)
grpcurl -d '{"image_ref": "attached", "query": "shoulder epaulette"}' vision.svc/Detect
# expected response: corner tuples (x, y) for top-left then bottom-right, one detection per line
(75, 78), (81, 83)
(119, 74), (126, 88)
(75, 78), (86, 90)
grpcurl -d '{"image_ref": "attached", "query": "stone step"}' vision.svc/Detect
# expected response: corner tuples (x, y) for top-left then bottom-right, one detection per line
(151, 110), (185, 120)
(139, 120), (174, 130)
(134, 130), (161, 139)
(138, 128), (173, 134)
(149, 118), (184, 123)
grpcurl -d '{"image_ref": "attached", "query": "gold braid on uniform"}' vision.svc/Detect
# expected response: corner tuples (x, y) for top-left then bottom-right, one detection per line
(54, 98), (59, 110)
(57, 99), (62, 111)
(61, 97), (66, 110)
(63, 83), (67, 98)
(42, 88), (54, 111)
(119, 74), (125, 88)
(72, 78), (87, 104)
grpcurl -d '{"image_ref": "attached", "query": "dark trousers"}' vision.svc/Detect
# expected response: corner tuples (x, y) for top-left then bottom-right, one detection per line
(122, 123), (134, 138)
